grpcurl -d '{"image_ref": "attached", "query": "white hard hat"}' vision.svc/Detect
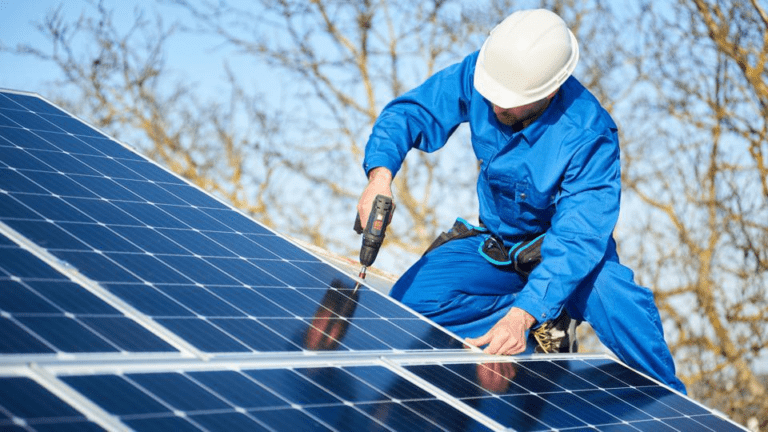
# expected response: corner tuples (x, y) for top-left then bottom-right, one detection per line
(474, 9), (579, 109)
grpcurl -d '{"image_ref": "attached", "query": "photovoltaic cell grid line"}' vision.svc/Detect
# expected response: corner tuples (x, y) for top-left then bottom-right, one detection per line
(0, 89), (748, 432)
(0, 89), (463, 355)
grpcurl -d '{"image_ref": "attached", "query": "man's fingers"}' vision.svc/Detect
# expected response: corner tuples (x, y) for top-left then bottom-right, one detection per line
(468, 329), (527, 356)
(491, 338), (514, 356)
(501, 338), (525, 356)
(468, 329), (510, 353)
(483, 331), (510, 355)
(465, 332), (492, 349)
(487, 334), (519, 356)
(357, 168), (394, 228)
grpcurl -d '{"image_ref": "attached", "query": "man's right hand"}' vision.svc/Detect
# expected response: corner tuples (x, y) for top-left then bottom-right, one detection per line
(357, 167), (395, 225)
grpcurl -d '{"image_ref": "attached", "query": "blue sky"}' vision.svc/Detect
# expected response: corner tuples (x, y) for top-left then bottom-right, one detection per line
(0, 0), (249, 98)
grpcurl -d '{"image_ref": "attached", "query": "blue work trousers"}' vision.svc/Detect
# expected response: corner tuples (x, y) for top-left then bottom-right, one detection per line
(390, 236), (686, 394)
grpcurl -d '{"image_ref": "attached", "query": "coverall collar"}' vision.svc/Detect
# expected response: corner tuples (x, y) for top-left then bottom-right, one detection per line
(515, 89), (563, 146)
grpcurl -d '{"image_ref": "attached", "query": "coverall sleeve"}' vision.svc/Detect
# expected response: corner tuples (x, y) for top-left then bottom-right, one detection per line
(513, 131), (622, 324)
(363, 53), (478, 177)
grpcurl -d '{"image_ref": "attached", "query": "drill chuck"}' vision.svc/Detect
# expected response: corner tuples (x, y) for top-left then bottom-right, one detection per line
(359, 237), (382, 267)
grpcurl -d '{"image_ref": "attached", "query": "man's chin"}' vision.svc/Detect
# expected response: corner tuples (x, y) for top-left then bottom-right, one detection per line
(495, 115), (517, 126)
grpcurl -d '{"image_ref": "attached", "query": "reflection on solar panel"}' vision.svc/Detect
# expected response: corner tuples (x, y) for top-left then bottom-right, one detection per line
(0, 89), (747, 431)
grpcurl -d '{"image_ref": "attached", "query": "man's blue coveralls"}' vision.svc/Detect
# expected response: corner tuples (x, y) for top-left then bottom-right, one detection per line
(363, 51), (686, 394)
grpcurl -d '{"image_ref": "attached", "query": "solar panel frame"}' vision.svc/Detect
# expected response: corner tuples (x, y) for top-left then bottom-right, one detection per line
(0, 88), (750, 432)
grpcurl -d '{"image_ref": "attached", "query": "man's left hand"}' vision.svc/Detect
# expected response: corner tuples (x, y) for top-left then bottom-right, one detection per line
(465, 307), (537, 355)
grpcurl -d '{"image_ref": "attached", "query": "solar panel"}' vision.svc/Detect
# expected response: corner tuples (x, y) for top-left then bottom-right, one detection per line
(0, 89), (748, 431)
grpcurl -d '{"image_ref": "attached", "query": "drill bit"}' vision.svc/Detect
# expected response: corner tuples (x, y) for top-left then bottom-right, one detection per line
(353, 265), (367, 293)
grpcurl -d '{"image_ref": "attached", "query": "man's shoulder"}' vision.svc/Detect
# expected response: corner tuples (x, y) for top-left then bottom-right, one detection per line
(558, 77), (617, 134)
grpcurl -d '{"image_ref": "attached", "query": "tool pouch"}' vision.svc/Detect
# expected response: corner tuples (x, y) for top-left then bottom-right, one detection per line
(509, 233), (545, 277)
(422, 218), (488, 256)
(479, 233), (545, 277)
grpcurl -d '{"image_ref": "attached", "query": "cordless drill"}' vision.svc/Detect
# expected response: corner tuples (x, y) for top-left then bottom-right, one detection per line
(353, 194), (393, 291)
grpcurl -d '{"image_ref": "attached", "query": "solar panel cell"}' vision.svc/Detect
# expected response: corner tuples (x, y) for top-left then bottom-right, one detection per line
(201, 232), (275, 258)
(1, 93), (69, 116)
(128, 372), (233, 412)
(250, 409), (329, 431)
(3, 111), (59, 132)
(32, 130), (103, 155)
(0, 377), (89, 423)
(16, 316), (120, 353)
(668, 414), (746, 431)
(154, 228), (235, 256)
(78, 317), (176, 352)
(0, 168), (48, 193)
(0, 146), (52, 171)
(305, 405), (387, 431)
(154, 318), (251, 352)
(23, 280), (119, 315)
(398, 399), (494, 432)
(12, 194), (92, 222)
(32, 422), (107, 432)
(0, 318), (56, 353)
(0, 194), (41, 219)
(245, 233), (318, 260)
(206, 286), (290, 317)
(61, 375), (172, 416)
(52, 250), (141, 282)
(107, 226), (189, 254)
(155, 255), (241, 285)
(115, 180), (187, 205)
(205, 258), (285, 286)
(0, 129), (57, 151)
(24, 172), (100, 198)
(155, 205), (234, 231)
(0, 247), (67, 279)
(70, 175), (143, 201)
(58, 223), (141, 252)
(157, 285), (246, 317)
(244, 368), (342, 405)
(256, 317), (317, 351)
(158, 184), (229, 208)
(78, 137), (146, 161)
(106, 250), (197, 284)
(103, 283), (196, 317)
(572, 389), (654, 422)
(0, 113), (18, 128)
(0, 281), (59, 314)
(122, 416), (201, 432)
(201, 209), (272, 234)
(392, 319), (466, 349)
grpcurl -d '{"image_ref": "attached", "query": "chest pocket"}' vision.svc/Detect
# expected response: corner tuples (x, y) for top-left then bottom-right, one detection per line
(491, 178), (556, 230)
(514, 182), (554, 209)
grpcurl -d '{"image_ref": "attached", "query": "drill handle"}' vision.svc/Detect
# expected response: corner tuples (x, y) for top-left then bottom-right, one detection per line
(354, 212), (364, 235)
(355, 194), (394, 267)
(354, 194), (393, 235)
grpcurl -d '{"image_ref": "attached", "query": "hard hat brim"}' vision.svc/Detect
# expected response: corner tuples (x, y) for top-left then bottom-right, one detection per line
(473, 29), (579, 109)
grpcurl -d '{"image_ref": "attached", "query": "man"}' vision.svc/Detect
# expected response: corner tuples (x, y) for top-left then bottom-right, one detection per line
(357, 9), (686, 393)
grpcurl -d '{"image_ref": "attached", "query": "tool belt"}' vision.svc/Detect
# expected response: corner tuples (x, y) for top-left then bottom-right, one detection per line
(423, 218), (545, 278)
